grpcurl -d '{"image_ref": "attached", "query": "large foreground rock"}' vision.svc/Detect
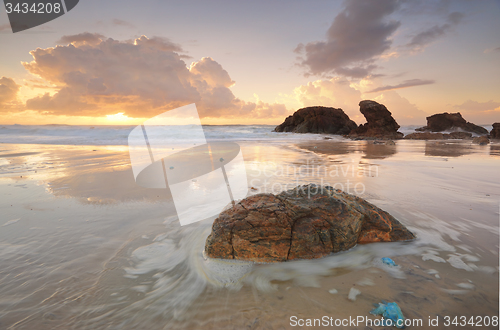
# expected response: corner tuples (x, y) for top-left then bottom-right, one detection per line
(416, 112), (488, 135)
(490, 123), (500, 139)
(349, 100), (403, 139)
(273, 106), (357, 134)
(205, 184), (415, 262)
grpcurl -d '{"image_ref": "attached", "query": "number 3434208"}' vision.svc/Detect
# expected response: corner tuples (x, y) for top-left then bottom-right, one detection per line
(5, 2), (62, 14)
(443, 315), (498, 327)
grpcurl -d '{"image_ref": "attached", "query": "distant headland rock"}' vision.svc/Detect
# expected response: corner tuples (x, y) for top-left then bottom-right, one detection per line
(416, 112), (488, 135)
(490, 123), (500, 139)
(348, 100), (403, 140)
(273, 106), (357, 135)
(205, 184), (415, 263)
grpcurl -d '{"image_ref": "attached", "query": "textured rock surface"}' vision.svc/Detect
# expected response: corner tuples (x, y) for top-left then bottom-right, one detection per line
(416, 112), (488, 135)
(273, 106), (357, 135)
(404, 132), (472, 140)
(448, 131), (473, 139)
(472, 136), (490, 145)
(349, 100), (403, 139)
(205, 184), (415, 262)
(404, 132), (445, 140)
(490, 123), (500, 139)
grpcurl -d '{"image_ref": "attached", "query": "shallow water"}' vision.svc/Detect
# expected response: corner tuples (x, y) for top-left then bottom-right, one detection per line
(0, 137), (499, 329)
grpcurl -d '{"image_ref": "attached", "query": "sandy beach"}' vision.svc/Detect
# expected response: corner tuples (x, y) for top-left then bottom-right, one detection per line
(0, 131), (498, 329)
(2, 0), (499, 328)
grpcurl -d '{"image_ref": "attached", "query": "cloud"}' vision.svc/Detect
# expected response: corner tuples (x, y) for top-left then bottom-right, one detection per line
(454, 100), (500, 112)
(289, 76), (428, 125)
(451, 100), (500, 125)
(22, 35), (287, 119)
(0, 77), (23, 111)
(57, 32), (106, 46)
(367, 79), (435, 93)
(484, 46), (500, 54)
(406, 12), (464, 52)
(112, 19), (135, 28)
(292, 77), (362, 120)
(297, 0), (401, 77)
(373, 91), (427, 125)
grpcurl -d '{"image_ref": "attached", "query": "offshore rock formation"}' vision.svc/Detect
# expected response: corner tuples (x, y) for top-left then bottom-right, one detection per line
(416, 112), (488, 135)
(273, 106), (357, 135)
(349, 100), (403, 140)
(404, 131), (472, 140)
(205, 184), (415, 262)
(490, 123), (500, 139)
(472, 136), (490, 145)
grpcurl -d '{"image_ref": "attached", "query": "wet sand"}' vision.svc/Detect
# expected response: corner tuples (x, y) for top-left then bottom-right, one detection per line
(0, 140), (499, 329)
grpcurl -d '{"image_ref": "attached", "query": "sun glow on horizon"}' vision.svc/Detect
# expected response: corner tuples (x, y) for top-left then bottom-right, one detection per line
(106, 112), (132, 122)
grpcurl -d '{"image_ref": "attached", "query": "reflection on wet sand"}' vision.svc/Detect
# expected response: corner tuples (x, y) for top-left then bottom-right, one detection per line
(297, 140), (397, 160)
(362, 142), (397, 159)
(48, 167), (172, 204)
(0, 151), (41, 158)
(424, 141), (474, 157)
(297, 140), (357, 156)
(0, 144), (172, 204)
(490, 144), (500, 157)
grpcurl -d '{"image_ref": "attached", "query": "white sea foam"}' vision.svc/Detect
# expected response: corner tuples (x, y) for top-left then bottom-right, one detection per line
(0, 124), (344, 146)
(348, 287), (361, 301)
(2, 218), (20, 227)
(6, 124), (490, 146)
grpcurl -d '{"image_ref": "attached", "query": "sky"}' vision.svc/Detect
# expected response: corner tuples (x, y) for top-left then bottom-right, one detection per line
(0, 0), (499, 126)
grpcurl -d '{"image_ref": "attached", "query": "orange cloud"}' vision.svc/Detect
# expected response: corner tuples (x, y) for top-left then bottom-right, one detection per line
(293, 77), (362, 119)
(0, 77), (23, 111)
(21, 34), (287, 120)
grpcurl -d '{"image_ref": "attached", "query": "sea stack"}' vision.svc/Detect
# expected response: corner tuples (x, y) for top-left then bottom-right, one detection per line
(348, 100), (403, 139)
(416, 112), (488, 135)
(490, 123), (500, 139)
(273, 106), (357, 135)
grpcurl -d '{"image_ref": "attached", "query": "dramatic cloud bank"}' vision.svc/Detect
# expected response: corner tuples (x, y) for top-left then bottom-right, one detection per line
(0, 77), (22, 111)
(22, 34), (287, 119)
(296, 0), (401, 77)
